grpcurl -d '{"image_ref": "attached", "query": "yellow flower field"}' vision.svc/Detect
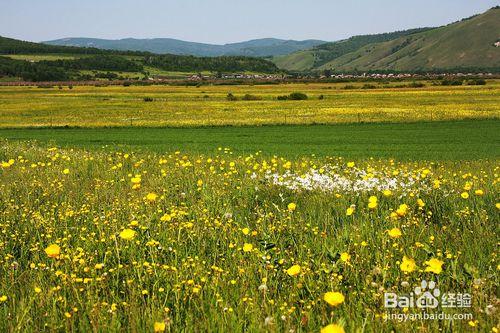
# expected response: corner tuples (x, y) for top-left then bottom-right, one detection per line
(0, 82), (498, 128)
(0, 141), (498, 332)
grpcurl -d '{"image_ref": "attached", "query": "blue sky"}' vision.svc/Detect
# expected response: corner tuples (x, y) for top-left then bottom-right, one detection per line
(1, 0), (498, 43)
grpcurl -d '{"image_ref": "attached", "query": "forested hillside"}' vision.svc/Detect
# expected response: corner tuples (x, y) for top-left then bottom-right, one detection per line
(0, 36), (280, 81)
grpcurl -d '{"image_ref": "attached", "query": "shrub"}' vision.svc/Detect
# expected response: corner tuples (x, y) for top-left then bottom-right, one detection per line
(226, 93), (238, 101)
(143, 97), (154, 102)
(318, 95), (325, 100)
(288, 92), (308, 100)
(408, 81), (425, 88)
(242, 94), (262, 101)
(441, 79), (463, 86)
(361, 84), (377, 89)
(467, 79), (486, 86)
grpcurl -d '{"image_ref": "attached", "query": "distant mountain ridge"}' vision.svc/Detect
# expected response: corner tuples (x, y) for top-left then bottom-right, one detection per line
(43, 37), (326, 57)
(274, 7), (500, 72)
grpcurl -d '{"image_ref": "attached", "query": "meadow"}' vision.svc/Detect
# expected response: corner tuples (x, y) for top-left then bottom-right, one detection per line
(0, 141), (498, 332)
(0, 81), (499, 332)
(0, 82), (498, 128)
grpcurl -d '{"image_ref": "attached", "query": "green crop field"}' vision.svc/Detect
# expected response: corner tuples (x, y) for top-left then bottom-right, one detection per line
(0, 120), (498, 160)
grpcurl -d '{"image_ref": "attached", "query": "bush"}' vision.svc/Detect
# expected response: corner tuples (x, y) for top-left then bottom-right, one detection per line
(318, 95), (325, 100)
(408, 81), (425, 88)
(288, 92), (308, 100)
(143, 97), (154, 102)
(241, 94), (262, 101)
(441, 79), (463, 86)
(361, 84), (377, 89)
(344, 85), (356, 90)
(467, 79), (486, 86)
(226, 93), (238, 101)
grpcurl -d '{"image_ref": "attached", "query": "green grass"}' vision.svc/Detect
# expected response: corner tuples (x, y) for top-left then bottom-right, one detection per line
(0, 119), (498, 160)
(4, 54), (83, 61)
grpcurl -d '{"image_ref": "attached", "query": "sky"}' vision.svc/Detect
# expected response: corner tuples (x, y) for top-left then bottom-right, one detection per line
(1, 0), (498, 44)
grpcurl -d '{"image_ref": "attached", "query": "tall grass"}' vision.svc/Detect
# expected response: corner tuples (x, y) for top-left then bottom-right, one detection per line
(0, 141), (498, 332)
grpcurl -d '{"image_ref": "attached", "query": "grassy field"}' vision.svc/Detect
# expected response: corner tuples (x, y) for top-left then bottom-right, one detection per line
(0, 120), (498, 160)
(0, 82), (498, 128)
(4, 54), (82, 61)
(0, 141), (498, 332)
(0, 81), (498, 332)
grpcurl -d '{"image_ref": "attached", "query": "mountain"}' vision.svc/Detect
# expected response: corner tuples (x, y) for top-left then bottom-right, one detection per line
(43, 37), (326, 57)
(274, 7), (500, 72)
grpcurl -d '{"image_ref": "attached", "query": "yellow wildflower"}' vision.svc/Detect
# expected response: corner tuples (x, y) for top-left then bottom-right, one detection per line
(154, 321), (166, 332)
(119, 229), (136, 240)
(286, 265), (301, 276)
(387, 228), (402, 238)
(45, 244), (61, 258)
(146, 193), (158, 202)
(323, 292), (345, 307)
(340, 252), (351, 262)
(424, 258), (444, 274)
(242, 243), (253, 252)
(400, 256), (416, 273)
(321, 324), (345, 333)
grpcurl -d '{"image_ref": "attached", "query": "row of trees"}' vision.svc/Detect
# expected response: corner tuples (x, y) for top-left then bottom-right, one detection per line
(41, 55), (143, 72)
(144, 54), (279, 73)
(0, 57), (69, 81)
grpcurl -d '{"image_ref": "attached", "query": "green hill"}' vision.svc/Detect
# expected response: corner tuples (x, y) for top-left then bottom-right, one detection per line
(274, 7), (500, 72)
(273, 28), (431, 71)
(0, 36), (280, 81)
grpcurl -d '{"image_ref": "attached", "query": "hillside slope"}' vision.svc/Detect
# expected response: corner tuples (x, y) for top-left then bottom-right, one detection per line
(274, 7), (500, 72)
(273, 28), (431, 71)
(44, 37), (326, 57)
(320, 7), (500, 72)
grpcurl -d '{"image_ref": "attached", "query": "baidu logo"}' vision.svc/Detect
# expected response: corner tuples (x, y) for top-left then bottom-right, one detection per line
(384, 280), (471, 309)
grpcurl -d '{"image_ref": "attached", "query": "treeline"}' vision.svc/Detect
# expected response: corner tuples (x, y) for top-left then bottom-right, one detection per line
(144, 55), (279, 73)
(41, 55), (143, 72)
(0, 57), (69, 81)
(0, 55), (145, 81)
(0, 54), (278, 81)
(0, 36), (148, 56)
